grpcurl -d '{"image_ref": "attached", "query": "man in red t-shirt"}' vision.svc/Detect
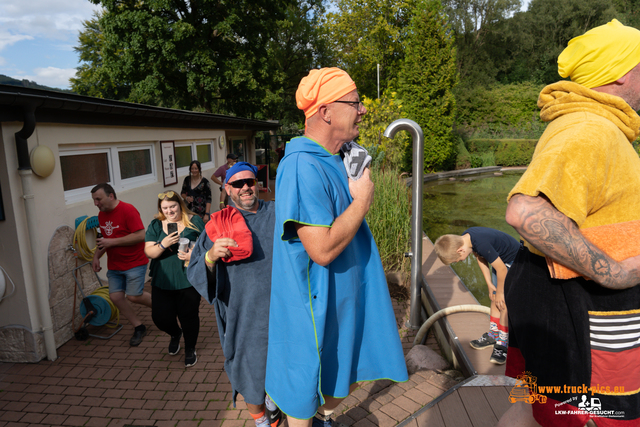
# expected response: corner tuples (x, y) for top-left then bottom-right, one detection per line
(91, 183), (151, 346)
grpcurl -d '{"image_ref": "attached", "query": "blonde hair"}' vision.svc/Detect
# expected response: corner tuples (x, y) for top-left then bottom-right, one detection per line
(434, 234), (465, 265)
(156, 192), (200, 232)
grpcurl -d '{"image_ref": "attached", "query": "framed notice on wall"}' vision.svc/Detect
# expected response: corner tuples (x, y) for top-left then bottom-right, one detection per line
(160, 141), (177, 187)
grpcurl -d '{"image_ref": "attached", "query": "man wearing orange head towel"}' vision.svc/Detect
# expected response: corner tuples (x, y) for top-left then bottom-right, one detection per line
(266, 68), (408, 427)
(499, 20), (640, 427)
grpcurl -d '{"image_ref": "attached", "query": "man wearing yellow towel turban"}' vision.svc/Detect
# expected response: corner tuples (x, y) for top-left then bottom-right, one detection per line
(499, 20), (640, 427)
(266, 67), (409, 427)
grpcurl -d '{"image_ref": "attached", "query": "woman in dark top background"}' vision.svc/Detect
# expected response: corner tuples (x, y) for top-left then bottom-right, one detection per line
(181, 160), (212, 223)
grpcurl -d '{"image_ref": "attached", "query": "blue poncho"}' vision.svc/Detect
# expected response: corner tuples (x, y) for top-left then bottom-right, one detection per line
(265, 136), (408, 419)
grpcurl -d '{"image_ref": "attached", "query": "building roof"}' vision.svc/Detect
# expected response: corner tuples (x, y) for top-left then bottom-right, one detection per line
(0, 84), (280, 131)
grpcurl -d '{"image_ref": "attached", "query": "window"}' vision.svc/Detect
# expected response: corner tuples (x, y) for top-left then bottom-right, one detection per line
(175, 140), (214, 176)
(231, 139), (246, 162)
(60, 144), (156, 204)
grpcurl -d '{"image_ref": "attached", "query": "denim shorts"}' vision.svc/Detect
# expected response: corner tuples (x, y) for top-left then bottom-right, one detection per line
(106, 264), (147, 296)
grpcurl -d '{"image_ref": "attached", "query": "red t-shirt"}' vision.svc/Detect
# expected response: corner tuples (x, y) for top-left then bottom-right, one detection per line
(98, 201), (148, 271)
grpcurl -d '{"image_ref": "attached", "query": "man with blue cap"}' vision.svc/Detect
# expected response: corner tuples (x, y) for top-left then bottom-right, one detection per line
(187, 162), (281, 427)
(499, 20), (640, 427)
(265, 68), (408, 427)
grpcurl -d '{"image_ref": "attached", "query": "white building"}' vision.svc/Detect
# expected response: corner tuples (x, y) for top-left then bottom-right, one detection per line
(0, 84), (279, 362)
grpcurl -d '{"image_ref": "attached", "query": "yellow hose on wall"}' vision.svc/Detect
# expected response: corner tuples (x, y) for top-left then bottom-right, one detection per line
(73, 217), (99, 262)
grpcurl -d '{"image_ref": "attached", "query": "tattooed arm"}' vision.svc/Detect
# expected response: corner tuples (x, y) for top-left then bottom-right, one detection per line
(506, 193), (640, 290)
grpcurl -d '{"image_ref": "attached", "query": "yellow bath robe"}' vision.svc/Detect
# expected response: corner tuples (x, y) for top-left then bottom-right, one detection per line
(505, 81), (640, 427)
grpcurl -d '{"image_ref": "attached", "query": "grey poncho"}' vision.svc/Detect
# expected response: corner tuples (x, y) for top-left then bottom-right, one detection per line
(187, 200), (275, 405)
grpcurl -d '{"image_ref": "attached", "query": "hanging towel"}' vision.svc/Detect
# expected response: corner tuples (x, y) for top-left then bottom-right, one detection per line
(205, 206), (253, 262)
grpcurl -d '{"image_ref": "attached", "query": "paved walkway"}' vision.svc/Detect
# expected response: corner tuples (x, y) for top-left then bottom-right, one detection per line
(0, 283), (460, 427)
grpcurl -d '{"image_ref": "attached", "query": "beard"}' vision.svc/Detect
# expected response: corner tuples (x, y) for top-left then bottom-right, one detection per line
(231, 190), (258, 211)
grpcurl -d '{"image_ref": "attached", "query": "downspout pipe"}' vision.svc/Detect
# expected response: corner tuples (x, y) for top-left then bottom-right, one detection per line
(383, 119), (424, 329)
(14, 103), (58, 361)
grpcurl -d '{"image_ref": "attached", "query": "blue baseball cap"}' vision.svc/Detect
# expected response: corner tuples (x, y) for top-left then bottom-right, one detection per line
(225, 161), (259, 184)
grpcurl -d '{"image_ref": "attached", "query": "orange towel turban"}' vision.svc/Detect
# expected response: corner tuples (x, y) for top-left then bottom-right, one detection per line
(558, 19), (640, 89)
(205, 206), (253, 263)
(296, 67), (357, 119)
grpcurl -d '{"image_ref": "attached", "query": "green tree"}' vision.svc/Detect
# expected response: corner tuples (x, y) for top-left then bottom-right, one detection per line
(358, 91), (409, 169)
(71, 12), (130, 100)
(76, 0), (324, 123)
(322, 0), (416, 99)
(501, 0), (616, 85)
(442, 0), (521, 87)
(398, 0), (458, 172)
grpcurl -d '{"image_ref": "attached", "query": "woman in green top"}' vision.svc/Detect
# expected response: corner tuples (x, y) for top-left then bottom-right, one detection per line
(145, 191), (204, 367)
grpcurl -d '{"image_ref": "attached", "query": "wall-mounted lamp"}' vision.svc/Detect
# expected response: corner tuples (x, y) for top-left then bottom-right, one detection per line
(30, 146), (55, 178)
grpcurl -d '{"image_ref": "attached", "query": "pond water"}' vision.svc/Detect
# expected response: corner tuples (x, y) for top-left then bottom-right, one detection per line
(422, 170), (525, 307)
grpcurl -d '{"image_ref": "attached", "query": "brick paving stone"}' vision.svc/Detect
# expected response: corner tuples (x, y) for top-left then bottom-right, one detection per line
(373, 393), (395, 406)
(128, 409), (153, 419)
(102, 398), (126, 408)
(349, 388), (369, 403)
(393, 395), (422, 414)
(135, 381), (158, 391)
(198, 420), (222, 427)
(101, 389), (126, 399)
(343, 407), (370, 422)
(62, 386), (87, 396)
(195, 410), (219, 420)
(89, 407), (111, 418)
(43, 404), (71, 415)
(414, 380), (445, 399)
(21, 393), (45, 403)
(207, 401), (230, 411)
(336, 413), (356, 425)
(367, 410), (397, 427)
(358, 398), (382, 414)
(379, 402), (410, 421)
(106, 407), (132, 418)
(41, 414), (68, 424)
(156, 382), (179, 392)
(0, 412), (25, 422)
(59, 395), (84, 406)
(403, 388), (432, 405)
(143, 390), (166, 400)
(186, 401), (208, 411)
(205, 392), (228, 401)
(63, 415), (90, 425)
(84, 417), (110, 427)
(150, 409), (177, 420)
(121, 389), (146, 400)
(64, 405), (90, 416)
(142, 399), (167, 410)
(220, 420), (245, 427)
(353, 417), (378, 427)
(173, 409), (197, 420)
(185, 391), (207, 401)
(176, 421), (201, 427)
(114, 380), (138, 390)
(175, 383), (198, 392)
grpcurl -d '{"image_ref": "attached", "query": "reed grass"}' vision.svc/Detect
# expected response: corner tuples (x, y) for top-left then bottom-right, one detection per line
(366, 168), (412, 274)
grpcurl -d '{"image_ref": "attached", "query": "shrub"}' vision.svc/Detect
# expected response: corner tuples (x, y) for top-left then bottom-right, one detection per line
(366, 167), (411, 274)
(465, 138), (537, 167)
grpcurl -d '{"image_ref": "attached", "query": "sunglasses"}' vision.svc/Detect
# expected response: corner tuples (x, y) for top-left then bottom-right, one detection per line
(227, 178), (256, 189)
(158, 191), (175, 199)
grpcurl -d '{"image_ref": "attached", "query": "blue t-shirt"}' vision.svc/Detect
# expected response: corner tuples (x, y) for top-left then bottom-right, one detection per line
(266, 136), (408, 419)
(464, 227), (519, 265)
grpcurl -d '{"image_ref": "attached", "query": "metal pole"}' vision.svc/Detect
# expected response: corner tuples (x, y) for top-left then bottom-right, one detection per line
(383, 119), (424, 329)
(377, 64), (380, 99)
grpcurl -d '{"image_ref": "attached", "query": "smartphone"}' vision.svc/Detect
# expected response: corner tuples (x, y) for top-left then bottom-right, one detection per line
(167, 222), (178, 235)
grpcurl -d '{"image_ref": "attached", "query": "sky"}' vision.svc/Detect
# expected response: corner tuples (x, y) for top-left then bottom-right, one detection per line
(0, 0), (101, 90)
(0, 0), (531, 91)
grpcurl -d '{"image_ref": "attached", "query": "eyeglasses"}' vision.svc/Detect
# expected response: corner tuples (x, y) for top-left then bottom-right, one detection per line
(333, 100), (364, 112)
(227, 178), (256, 189)
(158, 191), (175, 199)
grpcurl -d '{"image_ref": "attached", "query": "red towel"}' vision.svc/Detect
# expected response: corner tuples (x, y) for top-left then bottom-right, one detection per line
(205, 206), (253, 263)
(546, 220), (640, 280)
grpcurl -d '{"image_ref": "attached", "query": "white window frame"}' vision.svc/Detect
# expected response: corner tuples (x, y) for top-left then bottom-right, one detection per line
(175, 140), (215, 177)
(61, 143), (157, 205)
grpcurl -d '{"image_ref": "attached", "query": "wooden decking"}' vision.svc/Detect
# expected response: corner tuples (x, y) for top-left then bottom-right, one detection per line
(409, 237), (517, 426)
